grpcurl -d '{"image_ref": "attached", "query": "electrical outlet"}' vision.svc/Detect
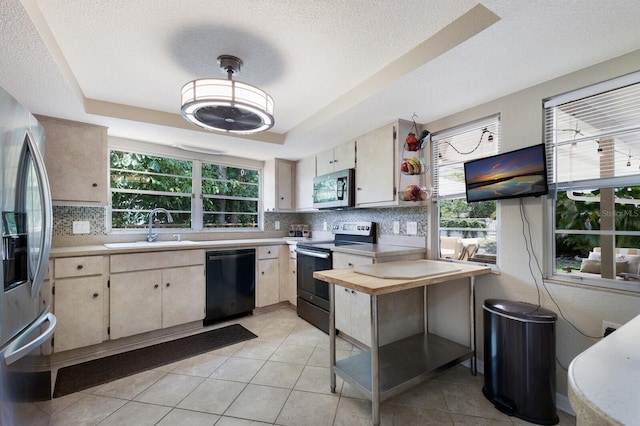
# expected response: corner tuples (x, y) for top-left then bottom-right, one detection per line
(275, 221), (280, 230)
(406, 221), (417, 235)
(393, 221), (400, 234)
(72, 221), (90, 234)
(323, 221), (328, 231)
(602, 320), (621, 337)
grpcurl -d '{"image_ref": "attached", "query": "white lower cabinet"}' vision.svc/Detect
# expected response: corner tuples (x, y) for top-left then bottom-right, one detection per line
(335, 285), (373, 346)
(333, 253), (374, 346)
(283, 244), (297, 306)
(53, 256), (107, 352)
(110, 270), (162, 339)
(110, 265), (204, 339)
(257, 245), (281, 307)
(277, 243), (297, 306)
(257, 259), (279, 307)
(162, 266), (206, 328)
(54, 275), (104, 352)
(109, 250), (205, 340)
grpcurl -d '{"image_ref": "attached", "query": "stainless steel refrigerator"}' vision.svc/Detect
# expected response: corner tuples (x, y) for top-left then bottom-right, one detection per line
(0, 86), (56, 425)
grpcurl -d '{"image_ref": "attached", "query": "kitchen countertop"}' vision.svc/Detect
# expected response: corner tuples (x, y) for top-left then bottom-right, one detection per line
(314, 259), (490, 295)
(568, 314), (640, 425)
(49, 238), (290, 258)
(49, 238), (425, 259)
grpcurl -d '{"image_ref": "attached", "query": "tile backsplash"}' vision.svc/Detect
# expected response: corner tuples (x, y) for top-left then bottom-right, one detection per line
(299, 206), (429, 237)
(54, 205), (429, 238)
(53, 206), (106, 236)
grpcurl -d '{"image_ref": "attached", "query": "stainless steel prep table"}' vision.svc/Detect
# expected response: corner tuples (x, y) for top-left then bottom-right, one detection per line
(314, 259), (491, 426)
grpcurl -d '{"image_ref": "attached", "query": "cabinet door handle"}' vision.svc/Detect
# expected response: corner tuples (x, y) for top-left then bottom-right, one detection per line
(261, 271), (265, 275)
(351, 290), (356, 294)
(154, 284), (159, 288)
(92, 183), (98, 187)
(166, 283), (170, 287)
(344, 288), (349, 293)
(357, 187), (363, 191)
(76, 264), (83, 270)
(348, 262), (353, 267)
(92, 293), (99, 298)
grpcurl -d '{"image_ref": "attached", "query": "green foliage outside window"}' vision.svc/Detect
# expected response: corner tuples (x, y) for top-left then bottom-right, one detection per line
(555, 186), (640, 258)
(110, 150), (260, 230)
(202, 163), (259, 228)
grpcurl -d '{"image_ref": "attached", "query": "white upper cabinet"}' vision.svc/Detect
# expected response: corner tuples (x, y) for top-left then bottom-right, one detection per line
(295, 155), (316, 211)
(355, 119), (427, 208)
(264, 158), (295, 212)
(355, 123), (397, 207)
(316, 140), (356, 176)
(38, 115), (108, 205)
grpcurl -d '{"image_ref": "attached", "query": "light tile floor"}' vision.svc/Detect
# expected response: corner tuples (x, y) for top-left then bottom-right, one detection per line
(27, 307), (576, 425)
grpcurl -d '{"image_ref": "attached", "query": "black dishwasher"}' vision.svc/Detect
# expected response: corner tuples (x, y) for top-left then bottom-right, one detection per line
(204, 249), (256, 325)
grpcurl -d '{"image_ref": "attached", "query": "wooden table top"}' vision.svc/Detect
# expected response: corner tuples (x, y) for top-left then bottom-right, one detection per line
(314, 259), (492, 296)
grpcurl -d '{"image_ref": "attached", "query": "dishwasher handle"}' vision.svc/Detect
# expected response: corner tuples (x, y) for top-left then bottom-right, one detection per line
(208, 253), (254, 261)
(295, 248), (331, 259)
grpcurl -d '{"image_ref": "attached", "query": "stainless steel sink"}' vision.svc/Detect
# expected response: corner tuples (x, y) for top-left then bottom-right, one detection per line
(103, 240), (196, 249)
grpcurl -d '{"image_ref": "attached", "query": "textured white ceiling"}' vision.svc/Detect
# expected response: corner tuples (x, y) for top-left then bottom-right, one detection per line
(2, 1), (640, 161)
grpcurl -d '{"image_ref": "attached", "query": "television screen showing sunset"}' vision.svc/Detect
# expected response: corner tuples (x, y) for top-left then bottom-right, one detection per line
(464, 144), (548, 202)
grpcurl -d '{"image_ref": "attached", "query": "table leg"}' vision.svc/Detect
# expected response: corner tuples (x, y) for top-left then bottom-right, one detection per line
(370, 295), (380, 425)
(469, 276), (477, 376)
(423, 286), (428, 333)
(329, 284), (337, 393)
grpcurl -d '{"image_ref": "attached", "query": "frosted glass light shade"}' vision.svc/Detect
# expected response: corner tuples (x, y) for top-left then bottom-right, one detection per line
(181, 78), (274, 134)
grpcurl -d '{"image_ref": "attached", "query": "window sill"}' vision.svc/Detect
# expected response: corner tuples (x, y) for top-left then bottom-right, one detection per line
(546, 273), (640, 294)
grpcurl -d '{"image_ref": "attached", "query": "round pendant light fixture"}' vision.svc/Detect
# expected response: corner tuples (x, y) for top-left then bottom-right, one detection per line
(181, 55), (274, 134)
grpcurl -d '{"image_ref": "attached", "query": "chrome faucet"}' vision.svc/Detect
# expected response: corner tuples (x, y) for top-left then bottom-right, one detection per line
(147, 208), (173, 242)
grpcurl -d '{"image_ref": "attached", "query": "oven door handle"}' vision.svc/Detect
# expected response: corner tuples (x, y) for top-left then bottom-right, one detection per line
(295, 248), (331, 259)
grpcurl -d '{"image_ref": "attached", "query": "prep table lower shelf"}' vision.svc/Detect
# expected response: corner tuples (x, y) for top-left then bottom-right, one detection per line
(335, 332), (473, 400)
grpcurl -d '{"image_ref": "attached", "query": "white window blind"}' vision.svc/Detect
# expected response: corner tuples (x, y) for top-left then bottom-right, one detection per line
(544, 73), (640, 187)
(432, 115), (501, 198)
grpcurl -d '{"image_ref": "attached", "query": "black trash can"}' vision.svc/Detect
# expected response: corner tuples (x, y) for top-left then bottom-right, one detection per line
(482, 299), (559, 425)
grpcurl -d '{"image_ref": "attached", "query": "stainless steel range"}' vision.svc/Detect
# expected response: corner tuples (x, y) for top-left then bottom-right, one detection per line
(295, 221), (376, 333)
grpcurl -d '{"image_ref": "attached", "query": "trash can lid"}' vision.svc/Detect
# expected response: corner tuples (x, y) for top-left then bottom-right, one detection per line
(483, 299), (557, 322)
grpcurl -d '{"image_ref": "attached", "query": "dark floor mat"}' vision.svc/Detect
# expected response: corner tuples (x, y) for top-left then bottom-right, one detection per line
(53, 324), (257, 398)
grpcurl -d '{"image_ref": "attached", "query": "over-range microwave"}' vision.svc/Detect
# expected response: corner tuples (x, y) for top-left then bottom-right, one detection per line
(313, 168), (355, 209)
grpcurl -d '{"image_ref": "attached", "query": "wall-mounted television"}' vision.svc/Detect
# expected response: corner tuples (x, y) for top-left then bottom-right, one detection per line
(464, 143), (549, 203)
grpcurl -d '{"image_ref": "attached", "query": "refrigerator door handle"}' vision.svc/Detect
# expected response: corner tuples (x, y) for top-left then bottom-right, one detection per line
(24, 132), (53, 299)
(4, 312), (56, 366)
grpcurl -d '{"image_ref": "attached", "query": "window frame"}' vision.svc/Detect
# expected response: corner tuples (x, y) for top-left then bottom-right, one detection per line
(544, 71), (640, 292)
(431, 115), (501, 267)
(107, 146), (263, 234)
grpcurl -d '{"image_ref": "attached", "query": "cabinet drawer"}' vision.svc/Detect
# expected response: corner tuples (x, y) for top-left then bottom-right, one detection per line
(54, 256), (104, 278)
(258, 245), (280, 260)
(332, 253), (374, 269)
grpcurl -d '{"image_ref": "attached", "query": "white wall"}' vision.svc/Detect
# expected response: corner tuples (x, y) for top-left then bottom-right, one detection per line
(425, 48), (640, 396)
